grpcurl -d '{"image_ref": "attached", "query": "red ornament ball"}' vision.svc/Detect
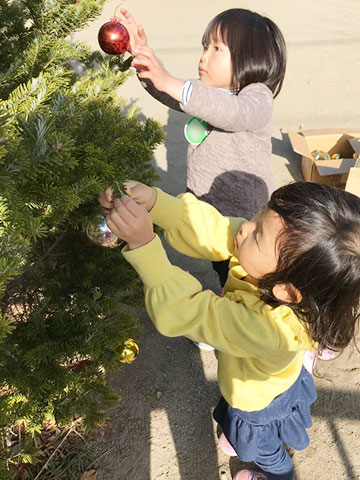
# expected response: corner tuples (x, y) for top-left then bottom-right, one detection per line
(98, 18), (130, 55)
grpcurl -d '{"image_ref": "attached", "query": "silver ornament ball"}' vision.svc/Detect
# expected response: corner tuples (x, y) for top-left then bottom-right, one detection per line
(87, 213), (122, 248)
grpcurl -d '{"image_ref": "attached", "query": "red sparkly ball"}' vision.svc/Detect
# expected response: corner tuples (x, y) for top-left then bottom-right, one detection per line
(98, 18), (130, 55)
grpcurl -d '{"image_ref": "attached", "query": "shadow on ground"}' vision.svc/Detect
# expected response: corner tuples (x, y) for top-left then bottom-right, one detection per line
(89, 298), (360, 480)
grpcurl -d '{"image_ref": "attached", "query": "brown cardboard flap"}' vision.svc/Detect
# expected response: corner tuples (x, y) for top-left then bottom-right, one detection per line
(349, 138), (360, 156)
(315, 157), (356, 176)
(345, 167), (360, 196)
(304, 133), (357, 155)
(287, 130), (312, 158)
(301, 128), (360, 135)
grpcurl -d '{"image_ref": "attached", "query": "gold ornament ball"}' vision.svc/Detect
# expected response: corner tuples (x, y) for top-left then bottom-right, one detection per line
(311, 150), (330, 160)
(118, 339), (139, 364)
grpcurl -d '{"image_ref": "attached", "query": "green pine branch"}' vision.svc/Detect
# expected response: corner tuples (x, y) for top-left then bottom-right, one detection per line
(0, 1), (165, 474)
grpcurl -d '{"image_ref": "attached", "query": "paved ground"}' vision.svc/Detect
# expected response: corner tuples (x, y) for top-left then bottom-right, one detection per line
(75, 1), (360, 478)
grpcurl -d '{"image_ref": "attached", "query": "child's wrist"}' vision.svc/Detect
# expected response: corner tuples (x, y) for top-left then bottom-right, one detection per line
(128, 233), (155, 250)
(163, 76), (184, 102)
(148, 187), (157, 211)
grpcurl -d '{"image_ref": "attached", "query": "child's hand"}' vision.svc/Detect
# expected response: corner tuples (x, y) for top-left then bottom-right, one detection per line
(131, 46), (169, 89)
(124, 180), (157, 211)
(98, 181), (156, 214)
(119, 9), (148, 55)
(131, 46), (184, 101)
(98, 188), (114, 213)
(106, 196), (154, 250)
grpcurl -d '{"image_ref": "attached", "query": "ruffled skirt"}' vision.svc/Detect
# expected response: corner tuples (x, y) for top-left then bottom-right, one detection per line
(213, 367), (317, 462)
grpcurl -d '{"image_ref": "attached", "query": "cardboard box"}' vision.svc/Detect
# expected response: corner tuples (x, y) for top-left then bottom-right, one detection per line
(288, 128), (360, 192)
(344, 143), (360, 196)
(345, 166), (360, 196)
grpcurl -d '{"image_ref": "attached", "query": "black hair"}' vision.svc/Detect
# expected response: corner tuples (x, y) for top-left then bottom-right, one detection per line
(258, 182), (360, 352)
(202, 8), (287, 97)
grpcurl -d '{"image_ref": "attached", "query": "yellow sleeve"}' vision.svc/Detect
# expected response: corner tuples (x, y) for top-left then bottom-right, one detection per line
(122, 235), (288, 357)
(150, 188), (246, 261)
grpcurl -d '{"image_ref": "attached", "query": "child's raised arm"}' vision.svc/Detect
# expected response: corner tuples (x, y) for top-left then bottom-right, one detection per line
(100, 181), (245, 261)
(132, 46), (185, 103)
(181, 81), (273, 133)
(143, 185), (244, 262)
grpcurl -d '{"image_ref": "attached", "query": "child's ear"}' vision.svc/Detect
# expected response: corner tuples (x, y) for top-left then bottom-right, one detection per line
(272, 283), (302, 304)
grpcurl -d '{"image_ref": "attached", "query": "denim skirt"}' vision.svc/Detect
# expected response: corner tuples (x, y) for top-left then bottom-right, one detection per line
(213, 367), (317, 462)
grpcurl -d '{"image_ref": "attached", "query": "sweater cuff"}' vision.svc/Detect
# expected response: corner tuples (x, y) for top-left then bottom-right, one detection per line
(122, 234), (173, 287)
(181, 80), (193, 105)
(180, 79), (200, 114)
(150, 188), (184, 230)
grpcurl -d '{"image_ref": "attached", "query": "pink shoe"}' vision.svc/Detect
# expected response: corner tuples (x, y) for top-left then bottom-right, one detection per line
(219, 433), (237, 456)
(234, 470), (266, 480)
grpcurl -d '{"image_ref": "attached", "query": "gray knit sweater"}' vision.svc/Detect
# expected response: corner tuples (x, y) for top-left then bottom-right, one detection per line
(141, 78), (274, 219)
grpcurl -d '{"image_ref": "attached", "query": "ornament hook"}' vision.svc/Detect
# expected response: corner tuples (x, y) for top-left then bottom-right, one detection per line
(113, 1), (125, 20)
(114, 181), (125, 197)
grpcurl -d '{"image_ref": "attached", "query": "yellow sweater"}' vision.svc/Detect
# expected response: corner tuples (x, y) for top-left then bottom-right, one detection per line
(123, 189), (316, 411)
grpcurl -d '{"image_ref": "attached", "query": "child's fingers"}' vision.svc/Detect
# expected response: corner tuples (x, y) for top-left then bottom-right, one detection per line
(134, 45), (154, 57)
(136, 69), (154, 81)
(115, 196), (146, 220)
(106, 197), (148, 239)
(132, 52), (153, 66)
(105, 213), (125, 240)
(119, 8), (129, 16)
(123, 181), (147, 205)
(117, 9), (133, 34)
(124, 179), (138, 188)
(132, 47), (158, 71)
(109, 197), (136, 226)
(132, 53), (151, 64)
(123, 180), (138, 194)
(131, 62), (149, 72)
(98, 189), (114, 210)
(119, 8), (135, 25)
(131, 60), (157, 77)
(118, 8), (148, 54)
(105, 188), (114, 202)
(133, 48), (162, 74)
(131, 57), (152, 70)
(132, 55), (161, 74)
(106, 200), (132, 235)
(138, 25), (148, 44)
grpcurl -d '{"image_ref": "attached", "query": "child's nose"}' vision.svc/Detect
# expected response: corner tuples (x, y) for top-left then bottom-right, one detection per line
(242, 221), (256, 238)
(200, 50), (208, 63)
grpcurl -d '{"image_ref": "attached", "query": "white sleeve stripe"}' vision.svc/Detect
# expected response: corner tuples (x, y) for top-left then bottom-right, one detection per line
(181, 80), (193, 105)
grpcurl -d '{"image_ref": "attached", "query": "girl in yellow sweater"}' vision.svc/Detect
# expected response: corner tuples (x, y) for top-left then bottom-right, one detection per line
(99, 181), (360, 480)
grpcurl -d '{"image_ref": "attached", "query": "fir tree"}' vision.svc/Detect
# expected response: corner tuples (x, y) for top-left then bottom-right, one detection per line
(0, 0), (164, 474)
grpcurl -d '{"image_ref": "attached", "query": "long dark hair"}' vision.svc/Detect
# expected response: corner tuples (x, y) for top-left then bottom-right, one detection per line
(202, 9), (287, 97)
(258, 182), (360, 352)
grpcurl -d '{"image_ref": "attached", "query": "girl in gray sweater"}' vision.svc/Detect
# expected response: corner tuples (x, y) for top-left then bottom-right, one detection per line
(121, 8), (286, 291)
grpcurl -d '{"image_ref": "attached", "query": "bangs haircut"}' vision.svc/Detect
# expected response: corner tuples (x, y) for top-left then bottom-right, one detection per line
(258, 182), (360, 352)
(202, 9), (286, 97)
